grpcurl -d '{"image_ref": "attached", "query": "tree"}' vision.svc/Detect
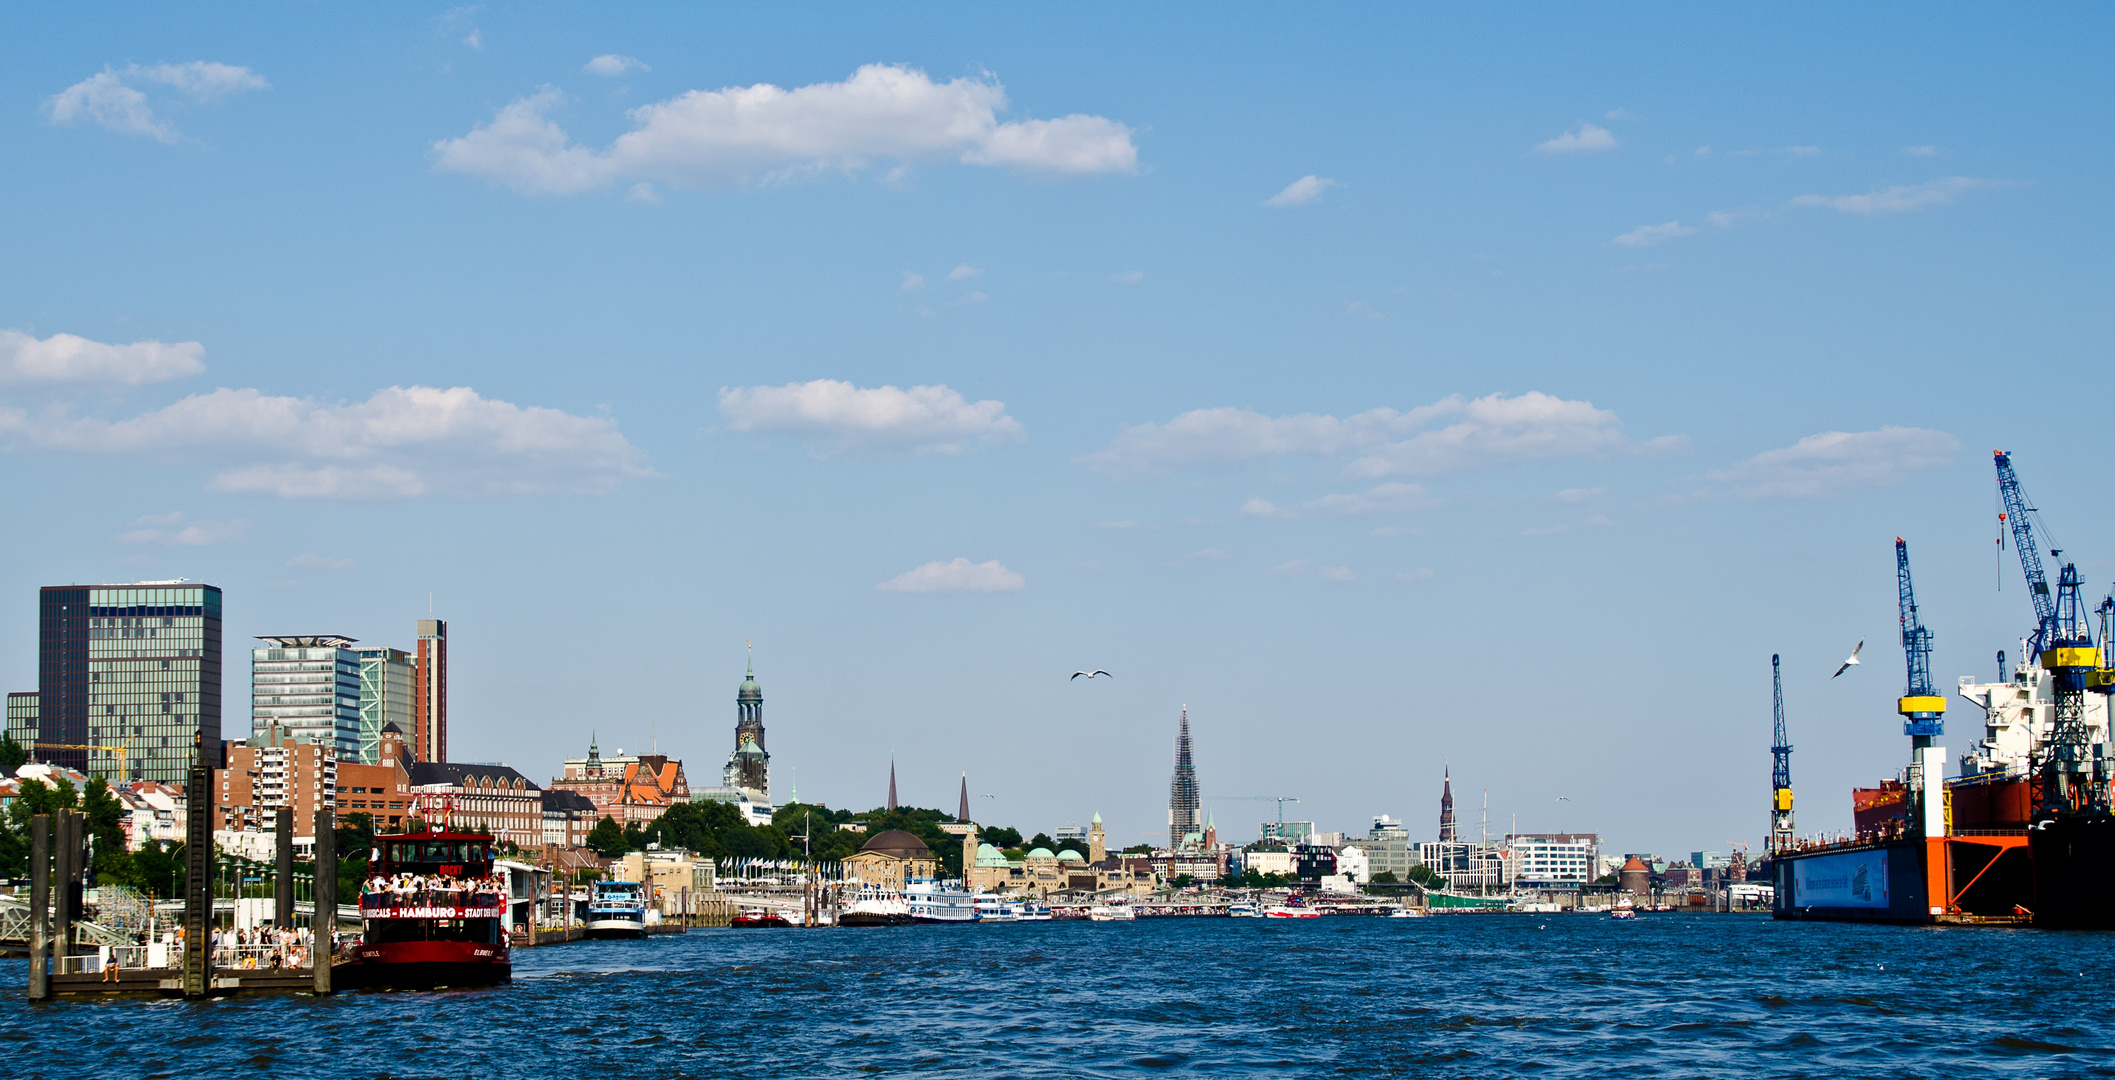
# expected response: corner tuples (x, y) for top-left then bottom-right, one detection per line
(1371, 870), (1399, 884)
(1121, 843), (1152, 855)
(621, 821), (647, 852)
(0, 732), (25, 773)
(1027, 832), (1057, 852)
(1170, 874), (1194, 890)
(586, 815), (628, 857)
(133, 840), (184, 898)
(1407, 864), (1445, 887)
(978, 825), (1022, 849)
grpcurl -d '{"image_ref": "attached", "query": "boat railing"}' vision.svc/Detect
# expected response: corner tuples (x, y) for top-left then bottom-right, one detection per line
(361, 888), (506, 910)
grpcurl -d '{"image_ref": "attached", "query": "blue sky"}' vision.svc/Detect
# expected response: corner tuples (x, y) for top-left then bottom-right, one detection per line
(3, 4), (2110, 857)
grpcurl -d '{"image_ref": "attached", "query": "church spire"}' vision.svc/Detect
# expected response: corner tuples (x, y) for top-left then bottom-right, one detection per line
(1439, 764), (1457, 843)
(958, 772), (970, 823)
(888, 759), (898, 812)
(1168, 705), (1201, 850)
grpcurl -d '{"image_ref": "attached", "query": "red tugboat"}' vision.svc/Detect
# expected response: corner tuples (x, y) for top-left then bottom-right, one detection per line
(352, 804), (511, 988)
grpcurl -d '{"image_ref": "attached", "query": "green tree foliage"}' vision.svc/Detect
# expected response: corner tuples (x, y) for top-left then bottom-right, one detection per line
(770, 802), (860, 861)
(0, 777), (78, 876)
(621, 821), (647, 851)
(1406, 864), (1445, 887)
(1121, 843), (1153, 855)
(1170, 874), (1195, 890)
(0, 732), (25, 773)
(646, 801), (790, 860)
(336, 812), (377, 899)
(854, 806), (963, 877)
(586, 815), (628, 857)
(1228, 869), (1291, 889)
(977, 825), (1022, 849)
(1370, 870), (1400, 884)
(132, 840), (185, 898)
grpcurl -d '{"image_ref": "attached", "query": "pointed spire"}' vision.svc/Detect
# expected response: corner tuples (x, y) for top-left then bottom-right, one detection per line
(958, 771), (970, 824)
(888, 759), (898, 812)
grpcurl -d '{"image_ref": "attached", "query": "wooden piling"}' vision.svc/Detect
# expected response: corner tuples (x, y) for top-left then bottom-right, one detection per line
(27, 814), (49, 1001)
(275, 806), (294, 929)
(181, 760), (213, 998)
(54, 809), (79, 970)
(312, 808), (334, 995)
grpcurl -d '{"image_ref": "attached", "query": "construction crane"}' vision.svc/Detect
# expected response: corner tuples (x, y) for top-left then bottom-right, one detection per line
(1995, 451), (2059, 656)
(1896, 538), (1946, 740)
(1207, 796), (1302, 834)
(2038, 562), (2107, 815)
(32, 741), (134, 783)
(1769, 654), (1794, 856)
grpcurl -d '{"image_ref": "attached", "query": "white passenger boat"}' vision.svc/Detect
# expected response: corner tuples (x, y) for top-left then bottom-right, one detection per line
(1263, 904), (1321, 919)
(585, 880), (648, 939)
(973, 894), (1018, 922)
(1087, 902), (1137, 922)
(1228, 900), (1264, 918)
(839, 887), (912, 927)
(1386, 905), (1427, 918)
(907, 880), (978, 923)
(1015, 902), (1053, 921)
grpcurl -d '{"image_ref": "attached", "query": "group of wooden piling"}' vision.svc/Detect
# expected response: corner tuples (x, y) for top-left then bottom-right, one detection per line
(24, 762), (341, 1000)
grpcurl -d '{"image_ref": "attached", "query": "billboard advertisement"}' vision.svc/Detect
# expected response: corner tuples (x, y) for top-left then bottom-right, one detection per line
(1792, 849), (1890, 908)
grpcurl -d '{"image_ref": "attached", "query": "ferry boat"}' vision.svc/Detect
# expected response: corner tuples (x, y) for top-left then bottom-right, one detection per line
(586, 880), (649, 938)
(1386, 905), (1427, 918)
(353, 823), (510, 988)
(1263, 903), (1321, 919)
(839, 888), (913, 927)
(906, 880), (978, 923)
(973, 894), (1017, 922)
(1228, 900), (1264, 918)
(1015, 902), (1053, 921)
(1087, 901), (1137, 922)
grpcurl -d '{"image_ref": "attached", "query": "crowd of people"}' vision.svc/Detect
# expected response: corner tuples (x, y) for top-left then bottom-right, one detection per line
(207, 924), (332, 970)
(361, 871), (508, 908)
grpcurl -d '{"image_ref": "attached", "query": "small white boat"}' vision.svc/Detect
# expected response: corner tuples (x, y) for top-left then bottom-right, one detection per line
(1386, 906), (1426, 918)
(1015, 902), (1053, 921)
(1087, 902), (1137, 922)
(1263, 904), (1321, 919)
(585, 880), (649, 939)
(973, 894), (1017, 923)
(1227, 901), (1264, 918)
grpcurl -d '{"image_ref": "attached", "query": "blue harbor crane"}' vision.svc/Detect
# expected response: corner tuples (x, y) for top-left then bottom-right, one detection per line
(1769, 654), (1794, 856)
(1896, 538), (1945, 740)
(1994, 450), (2058, 657)
(2038, 562), (2108, 814)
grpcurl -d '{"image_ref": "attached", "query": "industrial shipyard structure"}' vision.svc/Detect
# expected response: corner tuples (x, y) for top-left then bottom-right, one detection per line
(1772, 451), (2115, 928)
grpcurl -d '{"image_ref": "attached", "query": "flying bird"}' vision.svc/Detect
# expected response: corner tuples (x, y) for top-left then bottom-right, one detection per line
(1070, 669), (1113, 680)
(1832, 641), (1864, 678)
(1555, 797), (1570, 802)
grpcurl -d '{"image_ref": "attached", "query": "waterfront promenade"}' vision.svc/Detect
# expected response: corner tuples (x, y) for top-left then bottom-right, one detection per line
(4, 914), (2109, 1077)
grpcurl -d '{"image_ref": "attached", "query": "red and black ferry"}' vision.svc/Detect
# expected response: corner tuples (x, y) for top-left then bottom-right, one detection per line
(352, 814), (512, 988)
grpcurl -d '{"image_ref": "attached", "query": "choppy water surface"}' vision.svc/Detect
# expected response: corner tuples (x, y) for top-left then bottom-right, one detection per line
(4, 914), (2114, 1077)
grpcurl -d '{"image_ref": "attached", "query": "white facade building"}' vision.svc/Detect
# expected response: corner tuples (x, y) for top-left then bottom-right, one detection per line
(1505, 833), (1599, 886)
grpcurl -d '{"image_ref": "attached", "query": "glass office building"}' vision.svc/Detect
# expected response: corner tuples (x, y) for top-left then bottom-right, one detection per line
(355, 646), (413, 766)
(24, 582), (224, 784)
(251, 635), (361, 761)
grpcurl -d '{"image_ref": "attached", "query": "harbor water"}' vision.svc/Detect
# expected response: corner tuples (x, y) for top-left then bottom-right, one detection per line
(5, 914), (2113, 1077)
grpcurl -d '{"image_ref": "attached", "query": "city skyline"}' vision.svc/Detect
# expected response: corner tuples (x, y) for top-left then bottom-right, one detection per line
(2, 6), (2111, 854)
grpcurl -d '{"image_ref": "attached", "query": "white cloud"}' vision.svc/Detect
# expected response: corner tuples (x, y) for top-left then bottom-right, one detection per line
(1303, 482), (1429, 515)
(1271, 559), (1311, 576)
(718, 379), (1023, 454)
(947, 264), (984, 281)
(286, 553), (356, 570)
(0, 385), (646, 498)
(117, 513), (244, 546)
(1612, 221), (1696, 247)
(1318, 565), (1355, 582)
(1172, 548), (1230, 565)
(1082, 391), (1655, 480)
(877, 557), (1024, 593)
(900, 271), (925, 292)
(1707, 426), (1958, 499)
(0, 330), (204, 385)
(1793, 177), (1993, 214)
(435, 64), (1138, 195)
(47, 62), (267, 142)
(1536, 122), (1618, 154)
(463, 29), (483, 50)
(1264, 175), (1338, 207)
(627, 182), (662, 203)
(585, 54), (647, 76)
(1110, 270), (1144, 284)
(1241, 497), (1295, 519)
(1552, 487), (1605, 503)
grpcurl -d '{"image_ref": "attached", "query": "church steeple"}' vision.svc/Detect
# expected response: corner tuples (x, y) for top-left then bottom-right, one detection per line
(726, 644), (770, 797)
(1439, 765), (1457, 843)
(958, 772), (970, 824)
(1168, 705), (1201, 850)
(887, 760), (899, 811)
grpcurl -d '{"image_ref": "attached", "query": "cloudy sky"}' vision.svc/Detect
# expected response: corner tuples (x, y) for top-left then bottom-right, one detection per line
(3, 5), (2109, 856)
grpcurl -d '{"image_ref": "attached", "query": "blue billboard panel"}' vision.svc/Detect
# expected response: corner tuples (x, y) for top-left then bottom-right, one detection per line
(1792, 849), (1890, 908)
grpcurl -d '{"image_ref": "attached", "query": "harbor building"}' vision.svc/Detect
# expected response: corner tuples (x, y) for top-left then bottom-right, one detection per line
(213, 722), (337, 848)
(355, 646), (414, 766)
(336, 723), (413, 830)
(1351, 815), (1416, 882)
(1505, 833), (1600, 887)
(414, 618), (447, 764)
(844, 829), (936, 890)
(6, 582), (224, 784)
(1168, 705), (1201, 850)
(542, 789), (599, 847)
(251, 635), (362, 761)
(407, 760), (543, 848)
(548, 737), (690, 825)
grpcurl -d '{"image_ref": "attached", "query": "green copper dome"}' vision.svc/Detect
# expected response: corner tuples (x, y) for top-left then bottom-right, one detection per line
(1027, 847), (1056, 861)
(974, 843), (1010, 868)
(738, 654), (762, 701)
(1057, 849), (1086, 863)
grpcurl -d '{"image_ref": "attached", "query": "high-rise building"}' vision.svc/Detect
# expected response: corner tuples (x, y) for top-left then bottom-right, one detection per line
(1168, 705), (1201, 850)
(213, 722), (338, 842)
(355, 646), (414, 766)
(15, 582), (223, 784)
(251, 635), (361, 760)
(414, 618), (447, 764)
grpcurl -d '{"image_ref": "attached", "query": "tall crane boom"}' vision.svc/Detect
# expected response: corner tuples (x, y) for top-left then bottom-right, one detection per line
(1995, 451), (2057, 655)
(1769, 654), (1794, 855)
(1896, 538), (1945, 738)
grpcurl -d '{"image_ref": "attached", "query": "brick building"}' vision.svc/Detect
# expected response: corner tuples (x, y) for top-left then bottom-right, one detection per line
(336, 723), (413, 831)
(213, 724), (336, 838)
(407, 761), (542, 849)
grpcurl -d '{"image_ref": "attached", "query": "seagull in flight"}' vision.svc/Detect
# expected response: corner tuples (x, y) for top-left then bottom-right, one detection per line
(1555, 797), (1570, 802)
(1833, 641), (1864, 678)
(1071, 669), (1113, 680)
